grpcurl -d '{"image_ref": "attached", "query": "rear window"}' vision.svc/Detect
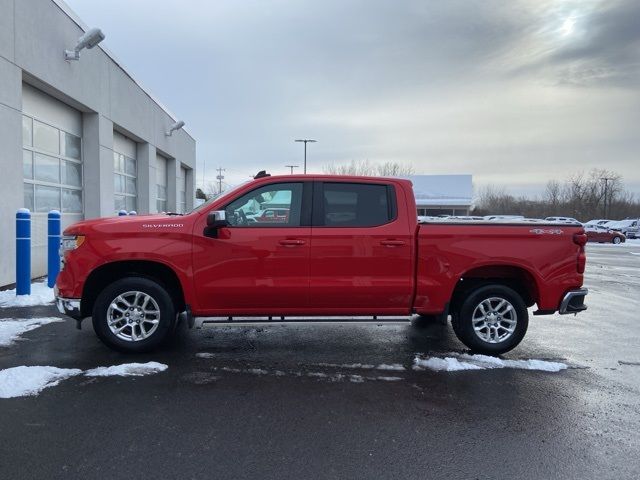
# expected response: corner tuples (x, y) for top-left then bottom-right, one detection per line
(321, 183), (394, 227)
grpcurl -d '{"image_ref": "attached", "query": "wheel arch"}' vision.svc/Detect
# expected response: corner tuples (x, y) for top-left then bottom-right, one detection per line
(449, 264), (539, 315)
(81, 260), (186, 317)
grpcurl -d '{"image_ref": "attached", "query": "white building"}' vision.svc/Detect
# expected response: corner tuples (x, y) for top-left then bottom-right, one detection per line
(0, 0), (196, 287)
(403, 175), (473, 216)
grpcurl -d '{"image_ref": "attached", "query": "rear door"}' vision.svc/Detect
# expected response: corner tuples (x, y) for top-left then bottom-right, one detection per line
(308, 181), (414, 314)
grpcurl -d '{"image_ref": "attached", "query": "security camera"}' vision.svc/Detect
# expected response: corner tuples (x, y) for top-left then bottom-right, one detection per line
(65, 28), (105, 61)
(166, 120), (186, 136)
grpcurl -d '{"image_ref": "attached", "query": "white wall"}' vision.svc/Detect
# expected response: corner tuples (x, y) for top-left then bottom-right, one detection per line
(0, 0), (196, 287)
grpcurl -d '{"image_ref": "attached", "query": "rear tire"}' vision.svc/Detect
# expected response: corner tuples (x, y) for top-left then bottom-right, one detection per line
(451, 284), (528, 355)
(92, 277), (176, 353)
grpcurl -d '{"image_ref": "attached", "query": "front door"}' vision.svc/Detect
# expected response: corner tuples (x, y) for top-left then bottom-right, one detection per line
(308, 181), (414, 315)
(193, 181), (311, 315)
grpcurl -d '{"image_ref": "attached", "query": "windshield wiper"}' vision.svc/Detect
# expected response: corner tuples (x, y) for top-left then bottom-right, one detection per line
(164, 212), (184, 216)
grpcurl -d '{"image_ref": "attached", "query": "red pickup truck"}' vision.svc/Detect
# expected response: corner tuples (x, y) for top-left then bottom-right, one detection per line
(55, 174), (588, 354)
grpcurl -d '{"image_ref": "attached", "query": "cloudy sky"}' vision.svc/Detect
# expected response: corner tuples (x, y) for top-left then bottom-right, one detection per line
(64, 0), (640, 196)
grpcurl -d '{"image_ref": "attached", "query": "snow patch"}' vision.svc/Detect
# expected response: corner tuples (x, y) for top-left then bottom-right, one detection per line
(314, 362), (375, 369)
(0, 317), (64, 347)
(414, 356), (483, 371)
(0, 366), (82, 398)
(313, 362), (405, 371)
(376, 376), (403, 381)
(413, 354), (568, 372)
(375, 363), (405, 371)
(196, 352), (216, 359)
(84, 362), (168, 377)
(0, 282), (55, 308)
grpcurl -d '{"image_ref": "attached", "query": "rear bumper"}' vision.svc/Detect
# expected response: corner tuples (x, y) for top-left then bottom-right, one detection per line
(559, 288), (588, 314)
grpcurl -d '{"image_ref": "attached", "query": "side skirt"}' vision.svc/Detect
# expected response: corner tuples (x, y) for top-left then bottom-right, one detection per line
(192, 316), (413, 329)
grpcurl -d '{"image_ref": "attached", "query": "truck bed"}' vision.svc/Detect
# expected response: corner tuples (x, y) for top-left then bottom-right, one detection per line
(414, 222), (585, 315)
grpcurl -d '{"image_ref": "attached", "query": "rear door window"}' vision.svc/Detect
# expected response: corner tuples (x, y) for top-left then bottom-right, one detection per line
(319, 182), (395, 227)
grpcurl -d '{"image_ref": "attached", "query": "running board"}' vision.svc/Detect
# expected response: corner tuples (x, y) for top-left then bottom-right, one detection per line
(193, 316), (412, 329)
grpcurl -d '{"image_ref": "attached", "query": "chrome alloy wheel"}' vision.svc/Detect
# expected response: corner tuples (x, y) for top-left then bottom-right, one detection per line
(107, 291), (160, 342)
(471, 297), (518, 344)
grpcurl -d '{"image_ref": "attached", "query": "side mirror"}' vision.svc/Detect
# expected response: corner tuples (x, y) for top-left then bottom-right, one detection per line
(207, 210), (228, 228)
(204, 210), (228, 238)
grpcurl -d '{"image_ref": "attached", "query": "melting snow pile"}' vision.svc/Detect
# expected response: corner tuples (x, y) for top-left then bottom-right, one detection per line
(0, 317), (64, 347)
(0, 366), (82, 398)
(413, 353), (567, 372)
(84, 362), (168, 377)
(0, 282), (54, 308)
(0, 362), (169, 398)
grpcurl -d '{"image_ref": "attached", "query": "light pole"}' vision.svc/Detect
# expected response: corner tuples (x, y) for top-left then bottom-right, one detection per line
(285, 165), (299, 174)
(601, 176), (614, 218)
(294, 139), (317, 174)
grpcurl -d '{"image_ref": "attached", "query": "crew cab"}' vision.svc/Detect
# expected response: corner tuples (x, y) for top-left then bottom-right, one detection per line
(55, 174), (588, 354)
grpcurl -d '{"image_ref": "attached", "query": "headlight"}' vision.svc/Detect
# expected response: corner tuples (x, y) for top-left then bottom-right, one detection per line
(60, 235), (85, 256)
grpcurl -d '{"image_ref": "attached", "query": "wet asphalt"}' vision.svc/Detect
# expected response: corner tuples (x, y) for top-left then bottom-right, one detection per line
(1, 243), (639, 480)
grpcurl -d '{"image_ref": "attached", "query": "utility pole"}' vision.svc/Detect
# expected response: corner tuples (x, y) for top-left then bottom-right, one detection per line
(202, 157), (206, 190)
(294, 139), (317, 174)
(601, 177), (614, 218)
(285, 165), (299, 174)
(216, 167), (226, 195)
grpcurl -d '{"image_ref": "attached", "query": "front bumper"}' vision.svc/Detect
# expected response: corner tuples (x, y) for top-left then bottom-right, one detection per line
(559, 288), (588, 314)
(55, 295), (82, 320)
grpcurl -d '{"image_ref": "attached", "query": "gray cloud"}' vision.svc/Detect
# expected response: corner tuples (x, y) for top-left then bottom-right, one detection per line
(65, 0), (640, 195)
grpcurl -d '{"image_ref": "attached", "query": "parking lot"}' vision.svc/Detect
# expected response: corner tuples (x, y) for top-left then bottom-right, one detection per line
(1, 242), (639, 479)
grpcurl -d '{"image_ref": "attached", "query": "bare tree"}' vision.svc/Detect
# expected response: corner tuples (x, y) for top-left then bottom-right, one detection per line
(324, 160), (414, 176)
(471, 169), (639, 221)
(376, 161), (415, 176)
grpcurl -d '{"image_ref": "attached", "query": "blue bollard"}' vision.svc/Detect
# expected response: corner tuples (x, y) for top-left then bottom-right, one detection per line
(16, 208), (31, 295)
(118, 210), (128, 216)
(47, 210), (61, 288)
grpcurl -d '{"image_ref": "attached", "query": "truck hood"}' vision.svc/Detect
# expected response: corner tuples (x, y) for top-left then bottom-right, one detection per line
(63, 214), (189, 236)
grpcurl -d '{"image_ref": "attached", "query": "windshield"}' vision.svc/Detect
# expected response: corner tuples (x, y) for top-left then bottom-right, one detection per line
(189, 181), (250, 214)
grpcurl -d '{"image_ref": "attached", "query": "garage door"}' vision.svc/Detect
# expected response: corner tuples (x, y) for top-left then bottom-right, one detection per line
(22, 83), (83, 278)
(113, 132), (137, 213)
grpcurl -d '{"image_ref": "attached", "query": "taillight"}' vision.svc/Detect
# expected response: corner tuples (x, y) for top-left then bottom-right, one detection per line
(573, 233), (587, 273)
(573, 233), (587, 246)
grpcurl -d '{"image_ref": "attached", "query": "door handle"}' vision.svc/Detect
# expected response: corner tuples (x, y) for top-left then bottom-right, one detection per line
(279, 239), (306, 246)
(380, 240), (405, 247)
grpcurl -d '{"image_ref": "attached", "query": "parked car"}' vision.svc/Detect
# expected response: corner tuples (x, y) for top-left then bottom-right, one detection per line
(584, 225), (626, 244)
(441, 216), (485, 221)
(545, 216), (581, 224)
(584, 219), (613, 227)
(251, 208), (290, 223)
(55, 174), (588, 355)
(622, 220), (639, 239)
(607, 218), (639, 239)
(483, 215), (525, 221)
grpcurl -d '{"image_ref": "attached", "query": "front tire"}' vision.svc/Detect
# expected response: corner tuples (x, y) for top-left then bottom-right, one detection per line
(612, 236), (621, 244)
(451, 284), (528, 355)
(92, 277), (176, 353)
